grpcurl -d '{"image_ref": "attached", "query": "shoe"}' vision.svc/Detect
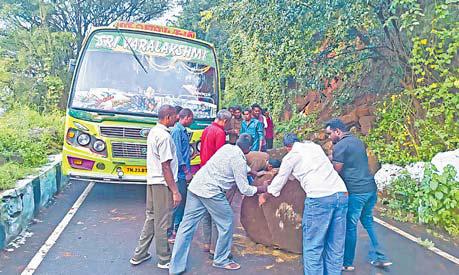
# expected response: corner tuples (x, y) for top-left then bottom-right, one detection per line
(370, 260), (393, 268)
(342, 266), (355, 272)
(157, 261), (170, 269)
(129, 253), (151, 265)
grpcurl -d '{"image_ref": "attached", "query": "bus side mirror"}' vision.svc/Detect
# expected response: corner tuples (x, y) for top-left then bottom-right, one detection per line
(220, 77), (226, 91)
(68, 59), (76, 73)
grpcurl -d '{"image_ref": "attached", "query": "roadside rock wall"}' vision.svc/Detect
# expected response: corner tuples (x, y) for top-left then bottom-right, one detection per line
(0, 155), (66, 249)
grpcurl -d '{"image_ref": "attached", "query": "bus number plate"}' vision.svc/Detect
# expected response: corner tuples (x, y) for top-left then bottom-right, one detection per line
(123, 166), (147, 175)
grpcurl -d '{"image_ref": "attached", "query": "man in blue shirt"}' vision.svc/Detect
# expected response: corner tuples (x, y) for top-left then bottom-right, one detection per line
(169, 108), (194, 243)
(325, 118), (392, 271)
(240, 108), (264, 151)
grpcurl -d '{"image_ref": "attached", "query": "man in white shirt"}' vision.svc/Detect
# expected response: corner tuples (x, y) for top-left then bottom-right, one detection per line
(130, 105), (182, 269)
(259, 133), (348, 275)
(169, 134), (268, 274)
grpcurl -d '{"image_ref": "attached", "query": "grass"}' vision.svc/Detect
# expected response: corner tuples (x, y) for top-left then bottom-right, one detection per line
(0, 106), (64, 190)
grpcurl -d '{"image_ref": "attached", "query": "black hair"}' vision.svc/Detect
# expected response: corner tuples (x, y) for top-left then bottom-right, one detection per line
(236, 133), (253, 151)
(179, 108), (193, 119)
(251, 103), (262, 110)
(175, 105), (183, 114)
(325, 118), (348, 132)
(268, 159), (281, 168)
(283, 133), (299, 147)
(158, 105), (176, 120)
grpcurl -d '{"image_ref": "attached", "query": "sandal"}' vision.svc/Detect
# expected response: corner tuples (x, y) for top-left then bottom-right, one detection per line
(342, 266), (355, 272)
(212, 261), (241, 270)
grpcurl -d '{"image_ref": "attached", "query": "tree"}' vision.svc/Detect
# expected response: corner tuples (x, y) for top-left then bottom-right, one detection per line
(0, 0), (171, 51)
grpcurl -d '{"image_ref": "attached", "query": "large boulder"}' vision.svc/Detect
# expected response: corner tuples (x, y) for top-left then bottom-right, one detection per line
(240, 171), (306, 254)
(374, 164), (405, 191)
(431, 149), (459, 180)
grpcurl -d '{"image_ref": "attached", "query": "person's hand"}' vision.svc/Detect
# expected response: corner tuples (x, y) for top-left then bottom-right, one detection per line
(185, 172), (193, 183)
(172, 191), (182, 208)
(257, 171), (267, 177)
(258, 193), (268, 206)
(262, 179), (271, 186)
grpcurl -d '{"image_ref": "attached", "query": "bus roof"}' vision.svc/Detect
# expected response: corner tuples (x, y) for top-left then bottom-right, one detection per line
(85, 21), (215, 48)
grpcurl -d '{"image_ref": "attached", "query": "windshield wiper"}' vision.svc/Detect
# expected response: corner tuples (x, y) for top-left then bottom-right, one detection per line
(115, 28), (148, 74)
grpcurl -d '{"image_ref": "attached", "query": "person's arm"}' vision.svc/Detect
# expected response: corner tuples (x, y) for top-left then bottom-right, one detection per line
(161, 160), (181, 207)
(231, 157), (264, 196)
(266, 154), (295, 197)
(332, 142), (346, 175)
(158, 138), (181, 207)
(259, 156), (295, 206)
(171, 129), (185, 168)
(257, 121), (264, 151)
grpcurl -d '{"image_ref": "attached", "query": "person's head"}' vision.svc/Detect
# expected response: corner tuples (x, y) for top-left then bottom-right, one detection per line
(178, 108), (194, 127)
(174, 106), (183, 120)
(324, 118), (348, 144)
(233, 106), (242, 119)
(236, 133), (253, 154)
(228, 106), (235, 115)
(251, 103), (262, 118)
(242, 108), (252, 122)
(215, 109), (232, 128)
(263, 108), (270, 118)
(283, 133), (299, 152)
(266, 159), (281, 171)
(158, 105), (177, 127)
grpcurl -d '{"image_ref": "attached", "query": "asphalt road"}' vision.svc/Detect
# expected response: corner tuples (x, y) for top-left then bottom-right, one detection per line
(1, 181), (458, 275)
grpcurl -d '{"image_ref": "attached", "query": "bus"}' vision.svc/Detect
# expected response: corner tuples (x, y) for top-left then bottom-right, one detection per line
(61, 22), (220, 184)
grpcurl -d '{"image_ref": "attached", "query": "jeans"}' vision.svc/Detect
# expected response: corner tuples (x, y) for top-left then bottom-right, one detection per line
(170, 192), (234, 274)
(172, 178), (188, 232)
(303, 192), (348, 275)
(343, 191), (388, 266)
(201, 212), (217, 247)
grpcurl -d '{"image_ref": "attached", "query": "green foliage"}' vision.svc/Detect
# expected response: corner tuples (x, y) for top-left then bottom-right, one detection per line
(367, 0), (459, 165)
(384, 164), (459, 236)
(179, 0), (428, 122)
(276, 112), (319, 140)
(0, 163), (31, 190)
(0, 27), (74, 111)
(0, 106), (64, 190)
(0, 0), (171, 50)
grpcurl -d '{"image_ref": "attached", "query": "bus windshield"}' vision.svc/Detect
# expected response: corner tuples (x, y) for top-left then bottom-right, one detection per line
(70, 30), (218, 119)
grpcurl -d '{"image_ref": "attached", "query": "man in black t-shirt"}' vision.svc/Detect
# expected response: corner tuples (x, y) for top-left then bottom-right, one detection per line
(325, 118), (392, 271)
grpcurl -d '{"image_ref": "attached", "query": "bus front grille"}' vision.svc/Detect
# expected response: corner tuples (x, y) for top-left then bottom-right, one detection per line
(111, 142), (147, 159)
(100, 126), (149, 139)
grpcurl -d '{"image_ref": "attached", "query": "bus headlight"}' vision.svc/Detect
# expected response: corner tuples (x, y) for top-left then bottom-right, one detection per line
(196, 141), (201, 152)
(77, 133), (91, 146)
(93, 140), (106, 152)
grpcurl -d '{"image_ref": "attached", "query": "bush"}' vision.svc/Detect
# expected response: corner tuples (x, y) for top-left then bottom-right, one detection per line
(0, 106), (64, 190)
(384, 164), (459, 236)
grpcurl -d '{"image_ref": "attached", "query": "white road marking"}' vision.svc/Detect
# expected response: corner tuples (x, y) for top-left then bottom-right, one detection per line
(21, 182), (96, 275)
(374, 217), (459, 265)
